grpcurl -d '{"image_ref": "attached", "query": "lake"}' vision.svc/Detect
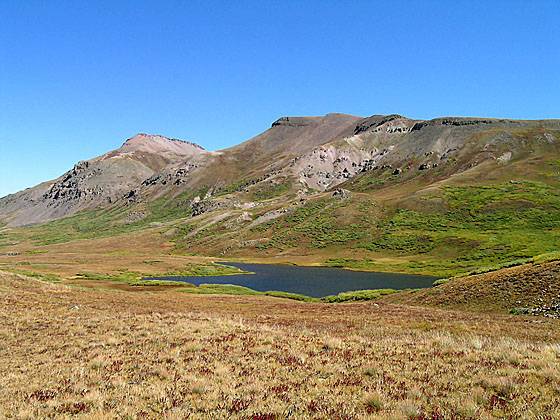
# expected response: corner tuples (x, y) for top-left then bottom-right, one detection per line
(146, 262), (437, 298)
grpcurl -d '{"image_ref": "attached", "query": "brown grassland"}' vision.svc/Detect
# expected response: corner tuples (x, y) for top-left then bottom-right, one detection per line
(2, 101), (560, 419)
(1, 215), (560, 418)
(1, 267), (560, 419)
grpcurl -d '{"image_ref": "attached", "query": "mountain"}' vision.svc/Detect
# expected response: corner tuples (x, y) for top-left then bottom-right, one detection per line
(1, 113), (560, 276)
(0, 134), (210, 226)
(0, 113), (360, 226)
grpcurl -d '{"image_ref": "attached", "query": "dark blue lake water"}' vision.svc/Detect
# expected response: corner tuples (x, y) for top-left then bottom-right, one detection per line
(146, 262), (437, 298)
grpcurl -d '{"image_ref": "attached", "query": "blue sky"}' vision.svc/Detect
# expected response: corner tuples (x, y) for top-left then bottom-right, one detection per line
(1, 0), (559, 197)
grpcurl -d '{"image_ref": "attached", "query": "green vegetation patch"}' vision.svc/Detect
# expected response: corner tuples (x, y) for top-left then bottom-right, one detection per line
(534, 251), (560, 264)
(180, 283), (261, 295)
(363, 233), (435, 254)
(250, 180), (291, 201)
(24, 249), (49, 255)
(173, 262), (248, 276)
(7, 269), (61, 283)
(0, 234), (9, 249)
(355, 181), (560, 276)
(215, 179), (253, 196)
(21, 191), (200, 246)
(263, 291), (319, 302)
(254, 197), (368, 249)
(323, 289), (398, 303)
(75, 263), (248, 286)
(432, 278), (450, 287)
(349, 170), (394, 191)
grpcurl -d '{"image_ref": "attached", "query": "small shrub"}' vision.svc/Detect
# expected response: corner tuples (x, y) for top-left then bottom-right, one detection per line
(322, 337), (343, 351)
(364, 392), (383, 413)
(363, 367), (377, 377)
(396, 399), (419, 418)
(509, 307), (531, 315)
(191, 385), (206, 395)
(322, 289), (397, 303)
(432, 278), (449, 287)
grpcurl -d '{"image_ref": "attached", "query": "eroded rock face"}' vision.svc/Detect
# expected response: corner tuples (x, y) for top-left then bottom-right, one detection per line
(43, 162), (104, 203)
(411, 117), (522, 131)
(497, 152), (513, 163)
(353, 114), (415, 135)
(332, 188), (351, 199)
(286, 115), (533, 191)
(141, 164), (199, 187)
(291, 145), (376, 190)
(191, 198), (222, 217)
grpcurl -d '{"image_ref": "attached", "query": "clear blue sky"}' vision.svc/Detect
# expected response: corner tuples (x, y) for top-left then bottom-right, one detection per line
(1, 1), (559, 197)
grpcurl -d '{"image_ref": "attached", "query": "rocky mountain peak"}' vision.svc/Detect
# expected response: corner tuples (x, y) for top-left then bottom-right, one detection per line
(118, 133), (206, 156)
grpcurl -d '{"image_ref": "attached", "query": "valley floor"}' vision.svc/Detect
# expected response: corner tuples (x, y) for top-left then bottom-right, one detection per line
(1, 270), (559, 419)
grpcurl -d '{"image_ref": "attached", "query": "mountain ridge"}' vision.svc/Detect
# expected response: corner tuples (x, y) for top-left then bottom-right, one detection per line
(1, 113), (559, 229)
(118, 133), (206, 153)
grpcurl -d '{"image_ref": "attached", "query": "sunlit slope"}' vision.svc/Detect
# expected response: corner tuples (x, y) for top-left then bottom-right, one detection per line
(1, 116), (559, 276)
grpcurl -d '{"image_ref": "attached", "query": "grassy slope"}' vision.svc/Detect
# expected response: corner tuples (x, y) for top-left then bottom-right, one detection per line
(239, 178), (560, 277)
(17, 193), (196, 246)
(2, 128), (560, 279)
(2, 270), (560, 418)
(171, 137), (560, 277)
(384, 259), (560, 314)
(4, 175), (560, 278)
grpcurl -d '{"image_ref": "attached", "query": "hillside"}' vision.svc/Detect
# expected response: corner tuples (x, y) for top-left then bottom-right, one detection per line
(384, 258), (560, 315)
(0, 134), (210, 226)
(1, 113), (560, 276)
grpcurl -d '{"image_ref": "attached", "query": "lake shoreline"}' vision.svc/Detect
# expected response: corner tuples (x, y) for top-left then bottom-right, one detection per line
(144, 261), (438, 298)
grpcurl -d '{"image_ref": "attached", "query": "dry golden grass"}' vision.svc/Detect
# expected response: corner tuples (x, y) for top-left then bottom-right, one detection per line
(1, 270), (560, 419)
(0, 230), (225, 287)
(386, 260), (560, 314)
